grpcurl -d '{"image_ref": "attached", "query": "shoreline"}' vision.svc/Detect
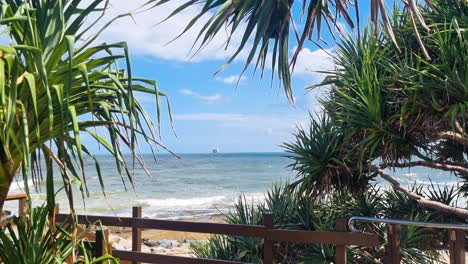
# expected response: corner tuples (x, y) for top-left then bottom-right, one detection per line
(107, 214), (224, 257)
(110, 214), (224, 241)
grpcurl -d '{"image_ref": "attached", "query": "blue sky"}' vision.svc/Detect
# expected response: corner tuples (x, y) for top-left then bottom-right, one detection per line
(131, 56), (322, 154)
(87, 0), (372, 154)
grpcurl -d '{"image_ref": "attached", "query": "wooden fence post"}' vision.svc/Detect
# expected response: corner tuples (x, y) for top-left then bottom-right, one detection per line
(449, 229), (465, 264)
(95, 228), (104, 258)
(335, 218), (347, 264)
(49, 203), (60, 233)
(454, 230), (465, 264)
(132, 206), (142, 264)
(263, 213), (274, 264)
(387, 224), (401, 264)
(18, 196), (27, 219)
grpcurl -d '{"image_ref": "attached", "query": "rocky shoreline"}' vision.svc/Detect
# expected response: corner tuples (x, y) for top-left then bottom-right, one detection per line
(106, 215), (223, 257)
(110, 235), (196, 257)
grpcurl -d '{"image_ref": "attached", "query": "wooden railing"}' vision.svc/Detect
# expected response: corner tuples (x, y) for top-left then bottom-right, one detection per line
(55, 206), (380, 264)
(0, 193), (28, 227)
(4, 196), (466, 263)
(4, 193), (27, 218)
(350, 216), (468, 264)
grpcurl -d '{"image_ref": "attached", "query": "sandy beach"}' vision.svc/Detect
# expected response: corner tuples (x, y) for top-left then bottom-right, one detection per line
(106, 215), (224, 257)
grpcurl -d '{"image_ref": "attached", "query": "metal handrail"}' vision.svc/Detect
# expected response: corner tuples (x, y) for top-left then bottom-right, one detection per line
(349, 216), (468, 232)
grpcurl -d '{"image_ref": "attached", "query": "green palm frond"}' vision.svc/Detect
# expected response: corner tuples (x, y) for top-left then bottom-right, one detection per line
(311, 1), (467, 168)
(0, 205), (118, 263)
(283, 114), (376, 195)
(147, 0), (443, 100)
(0, 0), (172, 213)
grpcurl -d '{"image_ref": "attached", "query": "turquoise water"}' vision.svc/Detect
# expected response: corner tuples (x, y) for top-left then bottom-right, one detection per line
(6, 153), (460, 219)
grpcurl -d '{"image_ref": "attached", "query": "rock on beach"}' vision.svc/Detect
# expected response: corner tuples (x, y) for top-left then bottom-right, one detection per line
(110, 235), (194, 257)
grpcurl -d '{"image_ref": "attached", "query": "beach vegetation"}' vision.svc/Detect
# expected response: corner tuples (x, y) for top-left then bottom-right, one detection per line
(192, 182), (452, 263)
(0, 1), (170, 260)
(0, 0), (170, 215)
(286, 0), (467, 217)
(0, 205), (117, 263)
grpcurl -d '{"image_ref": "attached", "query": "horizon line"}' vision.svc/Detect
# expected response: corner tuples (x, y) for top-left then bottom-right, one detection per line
(95, 151), (287, 156)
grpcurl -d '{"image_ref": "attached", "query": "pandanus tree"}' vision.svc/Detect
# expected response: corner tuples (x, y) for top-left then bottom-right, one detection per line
(0, 0), (171, 214)
(156, 0), (467, 218)
(284, 1), (468, 218)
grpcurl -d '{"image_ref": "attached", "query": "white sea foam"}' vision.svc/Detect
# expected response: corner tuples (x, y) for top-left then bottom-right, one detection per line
(134, 192), (269, 219)
(137, 191), (268, 209)
(238, 192), (267, 203)
(137, 195), (229, 209)
(9, 179), (34, 192)
(410, 180), (460, 186)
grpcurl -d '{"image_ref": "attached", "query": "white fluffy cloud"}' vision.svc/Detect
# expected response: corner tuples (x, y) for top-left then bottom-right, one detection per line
(178, 89), (223, 104)
(179, 89), (194, 96)
(92, 0), (247, 62)
(89, 1), (335, 80)
(292, 48), (335, 81)
(215, 75), (247, 84)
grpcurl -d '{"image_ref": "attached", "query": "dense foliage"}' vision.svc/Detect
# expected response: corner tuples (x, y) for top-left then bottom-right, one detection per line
(151, 0), (444, 98)
(192, 182), (461, 263)
(0, 206), (116, 263)
(0, 0), (171, 213)
(284, 1), (468, 217)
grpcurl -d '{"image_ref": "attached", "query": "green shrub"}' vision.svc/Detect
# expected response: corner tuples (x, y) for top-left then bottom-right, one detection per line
(191, 182), (451, 263)
(0, 206), (117, 264)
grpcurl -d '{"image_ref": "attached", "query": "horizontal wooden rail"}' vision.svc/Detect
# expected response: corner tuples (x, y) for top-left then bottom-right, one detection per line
(268, 229), (380, 247)
(3, 193), (27, 220)
(113, 250), (246, 264)
(56, 213), (377, 247)
(56, 207), (381, 264)
(135, 218), (267, 237)
(5, 193), (27, 201)
(56, 214), (133, 227)
(56, 214), (267, 237)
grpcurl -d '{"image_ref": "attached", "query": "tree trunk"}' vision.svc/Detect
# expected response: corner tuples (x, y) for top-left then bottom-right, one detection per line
(373, 166), (468, 219)
(0, 163), (13, 212)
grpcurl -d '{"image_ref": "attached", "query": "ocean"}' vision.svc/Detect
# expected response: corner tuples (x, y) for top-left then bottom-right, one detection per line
(5, 153), (461, 219)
